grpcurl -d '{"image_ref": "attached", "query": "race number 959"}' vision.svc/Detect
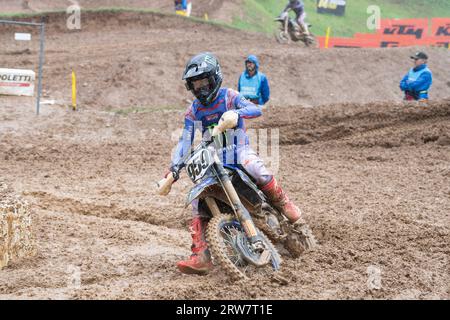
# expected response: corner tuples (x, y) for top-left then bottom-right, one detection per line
(186, 149), (212, 182)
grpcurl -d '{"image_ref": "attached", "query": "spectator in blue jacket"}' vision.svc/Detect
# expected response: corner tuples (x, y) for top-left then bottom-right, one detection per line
(400, 51), (433, 101)
(238, 55), (270, 105)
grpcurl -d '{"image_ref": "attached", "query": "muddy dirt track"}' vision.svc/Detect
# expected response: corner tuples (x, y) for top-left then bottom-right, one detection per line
(0, 11), (449, 299)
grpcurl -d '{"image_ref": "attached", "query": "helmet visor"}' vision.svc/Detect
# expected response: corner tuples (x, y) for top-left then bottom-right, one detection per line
(192, 77), (211, 91)
(187, 75), (216, 102)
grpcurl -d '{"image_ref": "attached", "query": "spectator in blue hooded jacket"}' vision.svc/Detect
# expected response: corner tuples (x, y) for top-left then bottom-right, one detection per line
(400, 51), (433, 101)
(238, 55), (270, 105)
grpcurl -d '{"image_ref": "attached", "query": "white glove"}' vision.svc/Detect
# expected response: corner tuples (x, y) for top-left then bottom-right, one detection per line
(212, 111), (239, 136)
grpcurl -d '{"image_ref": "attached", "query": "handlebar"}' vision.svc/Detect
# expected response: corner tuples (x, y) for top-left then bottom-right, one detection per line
(156, 172), (176, 196)
(157, 111), (239, 195)
(156, 137), (219, 196)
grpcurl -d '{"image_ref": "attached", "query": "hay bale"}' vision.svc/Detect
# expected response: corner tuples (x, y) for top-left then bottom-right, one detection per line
(0, 182), (36, 270)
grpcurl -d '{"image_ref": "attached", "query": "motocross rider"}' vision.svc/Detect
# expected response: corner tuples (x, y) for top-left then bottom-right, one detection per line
(166, 52), (311, 275)
(280, 0), (311, 37)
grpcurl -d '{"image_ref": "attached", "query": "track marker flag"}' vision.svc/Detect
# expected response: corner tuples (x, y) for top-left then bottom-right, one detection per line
(325, 27), (331, 48)
(72, 70), (77, 111)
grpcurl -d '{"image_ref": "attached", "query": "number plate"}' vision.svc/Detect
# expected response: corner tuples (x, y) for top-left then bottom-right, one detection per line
(185, 148), (213, 182)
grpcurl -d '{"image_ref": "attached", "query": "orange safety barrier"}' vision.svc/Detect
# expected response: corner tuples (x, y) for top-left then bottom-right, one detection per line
(427, 37), (450, 48)
(317, 37), (379, 48)
(353, 33), (422, 47)
(319, 18), (449, 49)
(318, 36), (430, 48)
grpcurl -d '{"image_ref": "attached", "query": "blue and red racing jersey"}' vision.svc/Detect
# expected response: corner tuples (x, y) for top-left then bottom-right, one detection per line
(171, 88), (262, 168)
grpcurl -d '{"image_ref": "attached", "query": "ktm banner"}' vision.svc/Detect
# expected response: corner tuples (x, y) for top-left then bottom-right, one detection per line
(316, 0), (346, 16)
(431, 18), (450, 37)
(379, 18), (428, 40)
(319, 17), (450, 48)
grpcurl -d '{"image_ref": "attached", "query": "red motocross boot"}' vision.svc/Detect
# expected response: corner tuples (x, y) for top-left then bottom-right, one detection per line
(261, 177), (317, 252)
(260, 177), (303, 224)
(177, 217), (213, 275)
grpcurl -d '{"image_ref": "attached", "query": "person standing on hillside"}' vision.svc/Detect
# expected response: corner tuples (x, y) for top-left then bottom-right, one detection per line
(400, 51), (433, 102)
(174, 0), (192, 17)
(237, 55), (270, 105)
(280, 0), (311, 38)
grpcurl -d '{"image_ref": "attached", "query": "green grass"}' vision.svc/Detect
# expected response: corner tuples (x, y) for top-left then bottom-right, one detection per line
(232, 0), (450, 37)
(113, 105), (184, 115)
(0, 10), (62, 18)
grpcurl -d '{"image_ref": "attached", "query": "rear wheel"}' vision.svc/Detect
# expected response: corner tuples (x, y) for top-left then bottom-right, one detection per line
(285, 222), (317, 258)
(304, 34), (318, 48)
(206, 214), (282, 281)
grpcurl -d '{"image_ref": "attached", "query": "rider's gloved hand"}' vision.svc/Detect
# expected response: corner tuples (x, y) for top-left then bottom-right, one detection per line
(212, 110), (239, 136)
(165, 164), (180, 182)
(220, 110), (239, 128)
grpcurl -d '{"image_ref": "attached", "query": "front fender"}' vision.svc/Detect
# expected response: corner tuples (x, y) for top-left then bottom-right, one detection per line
(185, 175), (219, 208)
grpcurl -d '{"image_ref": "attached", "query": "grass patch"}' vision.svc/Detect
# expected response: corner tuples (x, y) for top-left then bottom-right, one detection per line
(0, 10), (64, 19)
(113, 105), (185, 115)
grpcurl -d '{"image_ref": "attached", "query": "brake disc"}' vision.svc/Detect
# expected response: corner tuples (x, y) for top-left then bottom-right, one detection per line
(235, 234), (272, 267)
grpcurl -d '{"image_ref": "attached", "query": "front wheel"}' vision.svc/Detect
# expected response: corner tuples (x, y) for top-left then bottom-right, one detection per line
(275, 30), (290, 44)
(206, 214), (282, 281)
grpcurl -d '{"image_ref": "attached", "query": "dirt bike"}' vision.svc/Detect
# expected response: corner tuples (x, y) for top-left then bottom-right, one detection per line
(157, 123), (316, 281)
(274, 13), (316, 47)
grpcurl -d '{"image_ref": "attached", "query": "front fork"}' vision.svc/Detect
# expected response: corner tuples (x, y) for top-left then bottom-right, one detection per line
(205, 154), (262, 245)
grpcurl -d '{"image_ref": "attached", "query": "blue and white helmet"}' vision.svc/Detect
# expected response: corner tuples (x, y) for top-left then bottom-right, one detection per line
(183, 52), (223, 106)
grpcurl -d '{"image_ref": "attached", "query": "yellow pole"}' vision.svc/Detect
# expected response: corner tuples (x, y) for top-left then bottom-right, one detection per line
(325, 27), (331, 49)
(71, 70), (77, 111)
(204, 13), (209, 21)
